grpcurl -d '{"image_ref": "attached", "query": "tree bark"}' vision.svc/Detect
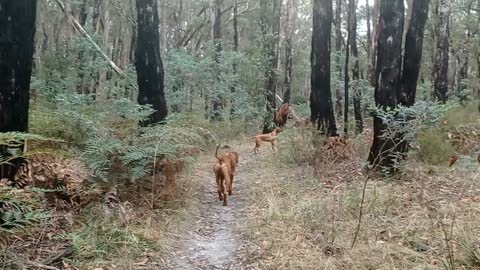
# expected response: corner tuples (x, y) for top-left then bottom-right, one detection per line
(368, 0), (404, 170)
(455, 0), (474, 101)
(0, 1), (37, 180)
(283, 0), (293, 104)
(334, 0), (343, 117)
(350, 0), (363, 134)
(262, 0), (282, 133)
(210, 0), (224, 120)
(78, 0), (88, 27)
(344, 0), (351, 134)
(135, 0), (168, 125)
(311, 0), (337, 136)
(367, 0), (380, 86)
(129, 0), (137, 64)
(433, 0), (450, 103)
(400, 0), (429, 107)
(230, 0), (239, 118)
(366, 0), (372, 63)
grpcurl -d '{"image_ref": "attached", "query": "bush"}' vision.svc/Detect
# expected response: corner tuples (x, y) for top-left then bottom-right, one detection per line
(444, 102), (480, 127)
(290, 95), (308, 105)
(416, 129), (455, 165)
(275, 128), (316, 166)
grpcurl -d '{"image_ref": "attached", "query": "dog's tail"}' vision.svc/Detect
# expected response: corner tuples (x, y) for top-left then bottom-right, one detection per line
(215, 144), (222, 163)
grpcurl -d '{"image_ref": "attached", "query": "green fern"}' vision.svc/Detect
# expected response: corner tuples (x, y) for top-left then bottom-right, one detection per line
(0, 189), (49, 234)
(0, 132), (64, 165)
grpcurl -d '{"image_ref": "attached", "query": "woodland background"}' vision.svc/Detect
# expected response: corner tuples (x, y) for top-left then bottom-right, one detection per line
(1, 0), (480, 269)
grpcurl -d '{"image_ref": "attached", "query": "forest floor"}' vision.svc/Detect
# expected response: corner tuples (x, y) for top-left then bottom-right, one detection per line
(166, 140), (258, 270)
(3, 127), (480, 270)
(163, 128), (480, 270)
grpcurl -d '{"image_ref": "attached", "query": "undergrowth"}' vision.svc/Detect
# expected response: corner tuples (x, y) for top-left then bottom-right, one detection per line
(241, 128), (480, 269)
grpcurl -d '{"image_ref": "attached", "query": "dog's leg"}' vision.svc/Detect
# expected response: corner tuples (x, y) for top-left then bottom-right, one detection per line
(228, 173), (234, 195)
(254, 140), (261, 154)
(271, 140), (276, 151)
(222, 182), (228, 206)
(216, 174), (223, 201)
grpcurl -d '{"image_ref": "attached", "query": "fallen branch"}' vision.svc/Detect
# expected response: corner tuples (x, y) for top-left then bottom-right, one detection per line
(41, 246), (73, 266)
(54, 0), (138, 91)
(26, 260), (61, 270)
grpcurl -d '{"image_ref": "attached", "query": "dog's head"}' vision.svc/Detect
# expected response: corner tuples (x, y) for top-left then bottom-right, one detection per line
(274, 127), (283, 134)
(228, 152), (239, 164)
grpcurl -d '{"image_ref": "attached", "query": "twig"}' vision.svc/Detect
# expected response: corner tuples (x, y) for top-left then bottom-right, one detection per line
(25, 260), (61, 270)
(41, 247), (73, 266)
(351, 172), (371, 248)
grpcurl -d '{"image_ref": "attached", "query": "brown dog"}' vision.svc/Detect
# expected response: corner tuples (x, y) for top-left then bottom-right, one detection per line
(254, 127), (283, 154)
(274, 103), (292, 127)
(213, 144), (239, 206)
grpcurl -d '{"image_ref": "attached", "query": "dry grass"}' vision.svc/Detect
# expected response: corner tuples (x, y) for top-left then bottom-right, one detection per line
(237, 128), (480, 269)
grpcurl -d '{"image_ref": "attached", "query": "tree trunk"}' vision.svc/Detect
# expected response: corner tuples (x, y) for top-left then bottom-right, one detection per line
(366, 0), (371, 63)
(99, 0), (111, 83)
(477, 0), (480, 111)
(135, 0), (168, 126)
(262, 0), (282, 133)
(210, 0), (223, 121)
(367, 0), (380, 86)
(400, 0), (429, 107)
(433, 0), (450, 103)
(311, 0), (337, 136)
(0, 1), (37, 180)
(161, 0), (168, 51)
(78, 0), (88, 27)
(455, 0), (474, 102)
(129, 0), (136, 64)
(350, 0), (363, 134)
(334, 0), (343, 117)
(368, 0), (404, 170)
(230, 0), (239, 118)
(344, 0), (351, 134)
(283, 0), (293, 104)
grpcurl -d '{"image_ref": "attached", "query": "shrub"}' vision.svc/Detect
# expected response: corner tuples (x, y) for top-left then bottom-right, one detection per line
(290, 95), (308, 105)
(444, 102), (480, 127)
(416, 129), (455, 165)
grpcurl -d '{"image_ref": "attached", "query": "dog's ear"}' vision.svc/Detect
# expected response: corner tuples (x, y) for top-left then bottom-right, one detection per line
(233, 152), (239, 163)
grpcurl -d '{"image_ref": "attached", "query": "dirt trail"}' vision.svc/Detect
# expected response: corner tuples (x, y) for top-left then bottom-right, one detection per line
(168, 142), (258, 270)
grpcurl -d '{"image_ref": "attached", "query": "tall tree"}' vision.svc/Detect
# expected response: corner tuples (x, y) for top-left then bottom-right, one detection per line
(367, 0), (380, 86)
(366, 0), (372, 64)
(230, 0), (239, 118)
(0, 1), (37, 180)
(344, 0), (351, 134)
(433, 0), (450, 103)
(210, 0), (224, 120)
(311, 0), (337, 136)
(400, 0), (429, 107)
(261, 0), (282, 133)
(283, 0), (294, 103)
(135, 0), (168, 126)
(78, 0), (88, 27)
(334, 0), (343, 116)
(368, 0), (404, 169)
(129, 0), (137, 64)
(350, 0), (363, 134)
(454, 0), (474, 101)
